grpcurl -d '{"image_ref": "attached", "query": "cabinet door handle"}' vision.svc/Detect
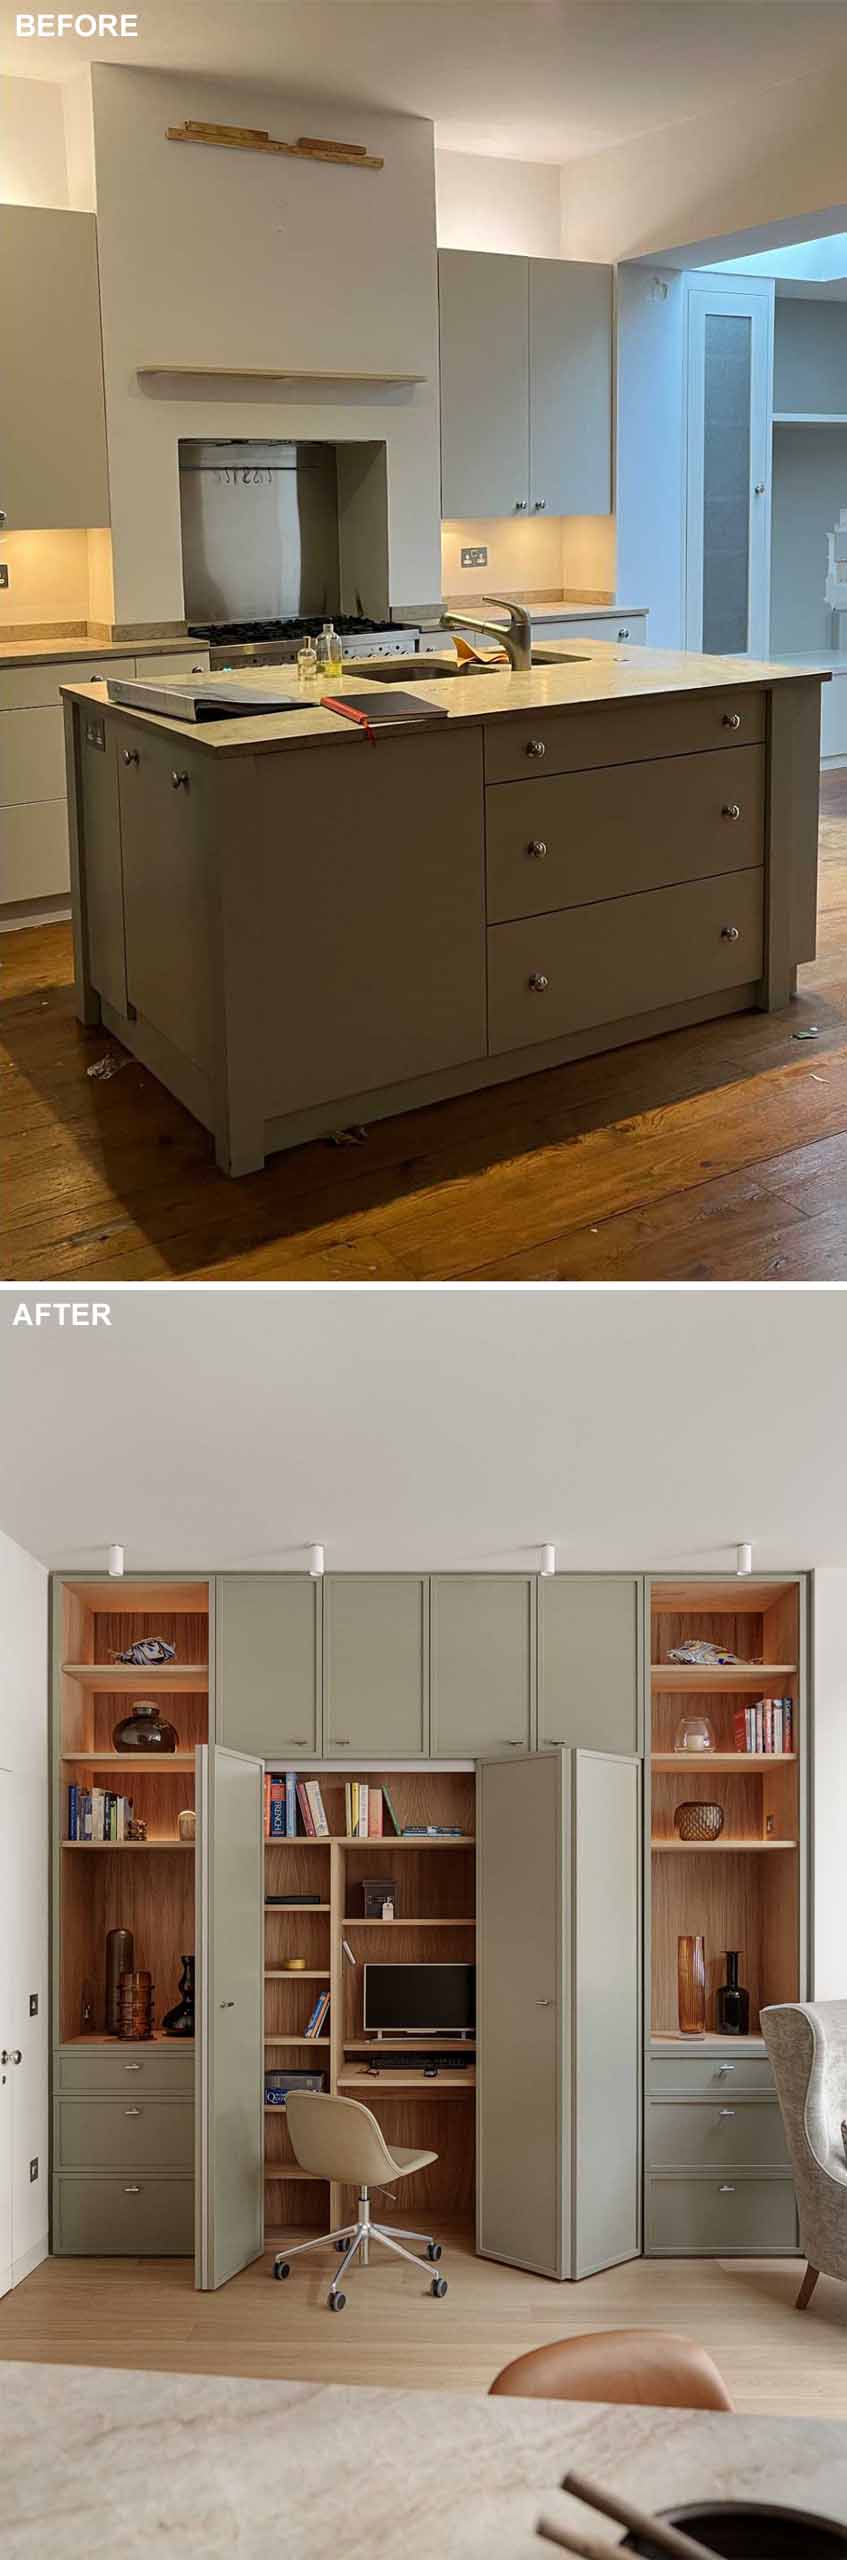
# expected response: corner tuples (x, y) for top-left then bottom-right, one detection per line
(124, 2061), (142, 2072)
(124, 2185), (142, 2195)
(122, 748), (139, 766)
(171, 770), (190, 790)
(722, 711), (741, 729)
(721, 924), (740, 942)
(527, 839), (547, 860)
(500, 1738), (523, 1747)
(330, 1736), (351, 1746)
(718, 2108), (736, 2119)
(716, 2064), (735, 2077)
(718, 2183), (736, 2195)
(0, 2051), (21, 2065)
(526, 738), (546, 759)
(536, 1997), (554, 2007)
(529, 972), (549, 993)
(219, 1999), (235, 2010)
(533, 498), (547, 512)
(124, 2105), (142, 2117)
(514, 499), (528, 513)
(617, 627), (630, 640)
(722, 803), (741, 821)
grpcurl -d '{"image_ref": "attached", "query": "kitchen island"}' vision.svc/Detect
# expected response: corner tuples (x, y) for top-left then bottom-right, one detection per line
(61, 641), (825, 1176)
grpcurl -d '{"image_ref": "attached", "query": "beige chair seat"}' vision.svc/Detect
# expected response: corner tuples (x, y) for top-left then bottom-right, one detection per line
(385, 2143), (437, 2177)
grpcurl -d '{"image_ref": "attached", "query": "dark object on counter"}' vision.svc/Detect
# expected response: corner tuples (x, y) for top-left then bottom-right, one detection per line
(113, 1703), (178, 1753)
(621, 2503), (847, 2555)
(715, 1951), (750, 2037)
(162, 1954), (195, 2038)
(105, 1927), (134, 2034)
(118, 1969), (155, 2040)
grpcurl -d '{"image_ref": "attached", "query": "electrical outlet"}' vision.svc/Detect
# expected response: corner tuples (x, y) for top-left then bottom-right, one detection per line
(29, 2158), (38, 2183)
(460, 546), (487, 570)
(0, 565), (8, 590)
(29, 1993), (38, 2017)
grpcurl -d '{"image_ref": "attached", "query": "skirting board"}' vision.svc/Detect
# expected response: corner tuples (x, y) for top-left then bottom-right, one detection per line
(11, 2233), (48, 2289)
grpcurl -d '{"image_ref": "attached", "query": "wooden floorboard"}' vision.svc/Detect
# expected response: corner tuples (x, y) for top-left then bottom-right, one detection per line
(1, 2230), (845, 2413)
(4, 779), (847, 1281)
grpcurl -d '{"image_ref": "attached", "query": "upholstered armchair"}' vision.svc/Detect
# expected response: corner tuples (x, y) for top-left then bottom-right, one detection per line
(761, 2001), (847, 2307)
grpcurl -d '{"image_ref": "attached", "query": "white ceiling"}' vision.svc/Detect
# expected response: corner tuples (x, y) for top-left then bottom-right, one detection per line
(1, 1286), (845, 1574)
(3, 1), (847, 165)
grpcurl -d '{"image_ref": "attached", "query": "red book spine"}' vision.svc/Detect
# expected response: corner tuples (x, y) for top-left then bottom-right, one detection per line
(296, 1781), (316, 1837)
(734, 1708), (747, 1753)
(264, 1773), (271, 1837)
(368, 1789), (383, 1836)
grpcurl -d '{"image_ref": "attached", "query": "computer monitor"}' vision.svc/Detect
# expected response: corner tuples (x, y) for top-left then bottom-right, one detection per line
(363, 1962), (475, 2038)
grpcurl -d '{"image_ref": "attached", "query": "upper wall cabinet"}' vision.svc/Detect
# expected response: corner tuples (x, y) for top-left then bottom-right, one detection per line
(538, 1575), (641, 1755)
(216, 1575), (321, 1760)
(323, 1575), (428, 1757)
(0, 209), (109, 531)
(438, 250), (612, 520)
(430, 1574), (534, 1757)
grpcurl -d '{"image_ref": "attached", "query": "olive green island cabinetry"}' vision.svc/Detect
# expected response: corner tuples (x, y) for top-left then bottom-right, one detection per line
(61, 646), (824, 1173)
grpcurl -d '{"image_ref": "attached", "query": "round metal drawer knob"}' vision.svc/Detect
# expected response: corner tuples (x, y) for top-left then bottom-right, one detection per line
(722, 803), (741, 821)
(721, 924), (740, 942)
(527, 839), (547, 860)
(617, 627), (630, 640)
(171, 769), (190, 790)
(529, 971), (549, 992)
(526, 739), (546, 759)
(722, 711), (741, 729)
(122, 748), (139, 766)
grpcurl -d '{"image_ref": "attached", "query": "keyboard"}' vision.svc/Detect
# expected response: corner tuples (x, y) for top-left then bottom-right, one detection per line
(363, 2049), (473, 2073)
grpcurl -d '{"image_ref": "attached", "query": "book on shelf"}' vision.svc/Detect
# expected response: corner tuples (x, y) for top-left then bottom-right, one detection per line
(67, 1784), (133, 1841)
(342, 1938), (357, 1967)
(358, 1783), (369, 1839)
(304, 1989), (330, 2038)
(285, 1770), (298, 1837)
(367, 1788), (383, 1837)
(732, 1699), (793, 1754)
(305, 1779), (329, 1837)
(382, 1784), (401, 1836)
(400, 1824), (466, 1838)
(295, 1780), (316, 1837)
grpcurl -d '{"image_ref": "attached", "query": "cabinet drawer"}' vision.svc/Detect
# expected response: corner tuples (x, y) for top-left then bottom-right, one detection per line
(0, 657), (133, 712)
(646, 2173), (797, 2256)
(487, 866), (763, 1056)
(134, 650), (210, 679)
(55, 2046), (195, 2095)
(533, 615), (647, 646)
(0, 798), (69, 903)
(647, 2050), (774, 2098)
(54, 2096), (194, 2173)
(52, 2173), (194, 2256)
(0, 705), (65, 806)
(486, 746), (764, 923)
(647, 2099), (788, 2171)
(483, 689), (766, 785)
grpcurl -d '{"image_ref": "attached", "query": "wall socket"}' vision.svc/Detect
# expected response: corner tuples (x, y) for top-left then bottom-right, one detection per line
(29, 2158), (38, 2183)
(460, 546), (487, 570)
(0, 565), (8, 590)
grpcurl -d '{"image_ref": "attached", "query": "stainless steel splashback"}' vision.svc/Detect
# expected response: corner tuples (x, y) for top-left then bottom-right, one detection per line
(179, 440), (344, 623)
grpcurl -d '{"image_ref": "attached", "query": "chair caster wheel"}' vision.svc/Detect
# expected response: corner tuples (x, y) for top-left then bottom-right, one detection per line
(335, 2238), (348, 2251)
(273, 2260), (290, 2280)
(430, 2276), (448, 2298)
(329, 2291), (346, 2312)
(427, 2242), (442, 2262)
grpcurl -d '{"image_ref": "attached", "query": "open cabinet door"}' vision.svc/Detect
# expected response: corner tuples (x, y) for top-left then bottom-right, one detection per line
(477, 1751), (567, 2278)
(195, 1744), (264, 2290)
(572, 1750), (641, 2277)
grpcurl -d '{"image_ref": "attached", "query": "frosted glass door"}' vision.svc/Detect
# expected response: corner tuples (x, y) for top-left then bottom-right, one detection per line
(685, 278), (773, 658)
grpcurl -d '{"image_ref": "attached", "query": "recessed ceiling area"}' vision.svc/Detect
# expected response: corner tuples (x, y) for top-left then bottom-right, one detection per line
(3, 0), (847, 166)
(1, 1287), (845, 1573)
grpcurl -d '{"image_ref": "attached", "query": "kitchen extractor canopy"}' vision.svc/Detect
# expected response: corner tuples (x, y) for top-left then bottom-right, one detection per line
(178, 437), (389, 625)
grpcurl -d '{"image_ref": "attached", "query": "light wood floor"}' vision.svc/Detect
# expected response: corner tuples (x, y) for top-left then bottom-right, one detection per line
(1, 2231), (845, 2413)
(5, 776), (847, 1280)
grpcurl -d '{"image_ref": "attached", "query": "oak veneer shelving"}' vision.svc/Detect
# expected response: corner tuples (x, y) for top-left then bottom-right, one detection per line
(651, 1753), (796, 1770)
(338, 2069), (476, 2095)
(651, 1838), (797, 1853)
(61, 1664), (209, 1689)
(343, 1916), (475, 1928)
(650, 1665), (795, 1691)
(265, 1970), (329, 1980)
(62, 1751), (197, 1769)
(62, 1840), (194, 1851)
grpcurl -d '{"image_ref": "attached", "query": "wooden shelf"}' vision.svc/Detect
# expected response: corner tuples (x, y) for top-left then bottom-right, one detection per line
(266, 1834), (474, 1848)
(651, 2031), (766, 2051)
(342, 1917), (475, 1929)
(62, 1751), (196, 1769)
(338, 2067), (475, 2093)
(61, 1664), (208, 1689)
(64, 2031), (184, 2047)
(651, 1837), (797, 1853)
(264, 2036), (330, 2048)
(264, 1970), (329, 1981)
(651, 1666), (795, 1691)
(651, 1753), (797, 1771)
(138, 365), (423, 386)
(62, 1839), (194, 1851)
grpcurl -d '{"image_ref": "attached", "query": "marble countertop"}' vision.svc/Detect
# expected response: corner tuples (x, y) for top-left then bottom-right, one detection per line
(0, 634), (203, 667)
(59, 639), (830, 760)
(1, 2362), (846, 2558)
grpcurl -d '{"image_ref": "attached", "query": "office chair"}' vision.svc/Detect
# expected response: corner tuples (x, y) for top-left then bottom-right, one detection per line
(489, 2329), (733, 2409)
(272, 2089), (449, 2312)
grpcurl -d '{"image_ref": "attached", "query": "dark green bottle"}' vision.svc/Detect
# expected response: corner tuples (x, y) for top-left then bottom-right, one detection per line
(716, 1950), (749, 2036)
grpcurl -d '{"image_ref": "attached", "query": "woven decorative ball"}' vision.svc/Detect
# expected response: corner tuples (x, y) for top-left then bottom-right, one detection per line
(674, 1801), (725, 1843)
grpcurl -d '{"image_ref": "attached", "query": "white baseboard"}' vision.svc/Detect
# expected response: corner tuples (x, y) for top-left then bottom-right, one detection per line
(11, 2233), (48, 2289)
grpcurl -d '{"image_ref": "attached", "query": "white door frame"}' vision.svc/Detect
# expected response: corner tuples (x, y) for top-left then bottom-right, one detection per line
(684, 272), (774, 658)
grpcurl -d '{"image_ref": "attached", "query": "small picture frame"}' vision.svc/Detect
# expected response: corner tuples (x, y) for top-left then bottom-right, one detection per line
(363, 1877), (396, 1920)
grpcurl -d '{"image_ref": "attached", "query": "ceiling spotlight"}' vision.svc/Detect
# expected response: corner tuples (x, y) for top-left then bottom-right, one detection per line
(108, 1543), (125, 1579)
(736, 1542), (753, 1578)
(308, 1544), (325, 1579)
(540, 1543), (557, 1578)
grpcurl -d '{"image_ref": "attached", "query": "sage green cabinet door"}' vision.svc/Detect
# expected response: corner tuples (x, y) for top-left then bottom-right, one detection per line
(439, 249), (529, 517)
(324, 1577), (427, 1756)
(539, 1576), (640, 1754)
(216, 1576), (321, 1759)
(195, 1744), (264, 2291)
(430, 1576), (533, 1757)
(529, 258), (612, 516)
(572, 1751), (641, 2276)
(477, 1752), (565, 2277)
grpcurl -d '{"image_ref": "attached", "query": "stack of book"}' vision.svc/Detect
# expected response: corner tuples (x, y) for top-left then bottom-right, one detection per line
(734, 1699), (794, 1753)
(345, 1780), (392, 1837)
(67, 1784), (134, 1841)
(304, 1990), (331, 2039)
(264, 1773), (330, 1837)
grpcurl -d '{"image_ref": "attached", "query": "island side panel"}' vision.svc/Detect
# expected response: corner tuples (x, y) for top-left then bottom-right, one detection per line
(762, 676), (823, 1010)
(64, 694), (113, 1027)
(252, 725), (487, 1122)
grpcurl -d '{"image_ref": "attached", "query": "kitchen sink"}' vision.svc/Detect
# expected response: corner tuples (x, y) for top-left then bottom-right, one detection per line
(351, 648), (589, 682)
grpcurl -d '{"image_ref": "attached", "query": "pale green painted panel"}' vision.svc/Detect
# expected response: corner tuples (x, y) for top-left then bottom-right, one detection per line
(216, 1575), (320, 1758)
(324, 1576), (426, 1756)
(539, 1577), (639, 1753)
(430, 1576), (533, 1757)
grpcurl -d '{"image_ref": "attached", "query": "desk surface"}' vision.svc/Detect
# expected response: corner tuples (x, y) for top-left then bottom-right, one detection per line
(2, 2358), (846, 2558)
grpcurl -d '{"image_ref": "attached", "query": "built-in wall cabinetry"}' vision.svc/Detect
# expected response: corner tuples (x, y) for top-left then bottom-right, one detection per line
(0, 209), (109, 532)
(438, 250), (612, 519)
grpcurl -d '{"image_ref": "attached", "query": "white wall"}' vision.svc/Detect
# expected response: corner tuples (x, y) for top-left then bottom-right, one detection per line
(810, 1572), (847, 2002)
(90, 67), (442, 624)
(615, 265), (685, 648)
(0, 75), (67, 208)
(561, 67), (847, 265)
(0, 1527), (48, 2288)
(436, 148), (562, 258)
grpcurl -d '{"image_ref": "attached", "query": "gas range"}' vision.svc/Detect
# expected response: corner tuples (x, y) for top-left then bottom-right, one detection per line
(188, 617), (420, 668)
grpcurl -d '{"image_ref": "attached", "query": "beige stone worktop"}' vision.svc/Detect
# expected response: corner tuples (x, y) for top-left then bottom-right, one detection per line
(1, 2360), (847, 2556)
(0, 634), (200, 667)
(61, 637), (829, 758)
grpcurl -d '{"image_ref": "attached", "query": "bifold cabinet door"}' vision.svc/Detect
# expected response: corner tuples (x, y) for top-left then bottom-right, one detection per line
(477, 1752), (566, 2278)
(538, 1576), (640, 1753)
(323, 1576), (427, 1756)
(196, 1746), (264, 2290)
(572, 1750), (640, 2276)
(216, 1575), (321, 1758)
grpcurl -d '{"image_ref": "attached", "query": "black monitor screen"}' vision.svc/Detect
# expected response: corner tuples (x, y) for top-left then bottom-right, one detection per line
(363, 1963), (475, 2036)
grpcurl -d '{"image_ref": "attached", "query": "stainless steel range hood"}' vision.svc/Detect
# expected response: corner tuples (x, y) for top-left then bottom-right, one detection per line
(178, 438), (389, 624)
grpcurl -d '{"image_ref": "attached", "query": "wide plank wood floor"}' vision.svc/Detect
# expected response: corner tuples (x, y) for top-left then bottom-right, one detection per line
(1, 2230), (845, 2413)
(5, 776), (847, 1281)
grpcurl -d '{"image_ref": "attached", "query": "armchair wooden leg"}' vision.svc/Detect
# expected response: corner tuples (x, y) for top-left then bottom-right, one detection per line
(796, 2262), (820, 2309)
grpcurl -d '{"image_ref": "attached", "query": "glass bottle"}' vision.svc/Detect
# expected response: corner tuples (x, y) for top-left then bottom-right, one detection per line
(296, 640), (318, 683)
(316, 622), (343, 679)
(677, 1933), (706, 2036)
(716, 1950), (750, 2036)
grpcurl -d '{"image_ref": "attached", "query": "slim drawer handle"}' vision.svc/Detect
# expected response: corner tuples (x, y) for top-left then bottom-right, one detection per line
(122, 748), (139, 766)
(500, 1738), (523, 1746)
(722, 711), (741, 729)
(718, 2108), (736, 2120)
(124, 2106), (142, 2117)
(721, 925), (740, 942)
(716, 2064), (735, 2077)
(722, 803), (741, 821)
(536, 1997), (554, 2007)
(527, 839), (547, 860)
(124, 2184), (142, 2195)
(124, 2062), (142, 2072)
(718, 2183), (736, 2195)
(526, 739), (546, 759)
(330, 1736), (351, 1746)
(529, 972), (549, 993)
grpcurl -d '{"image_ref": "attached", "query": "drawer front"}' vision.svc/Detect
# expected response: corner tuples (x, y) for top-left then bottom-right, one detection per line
(134, 650), (210, 679)
(483, 689), (766, 785)
(54, 2096), (194, 2173)
(0, 657), (133, 712)
(533, 615), (648, 646)
(648, 2099), (788, 2171)
(487, 866), (763, 1056)
(0, 706), (65, 807)
(646, 2173), (797, 2256)
(52, 2173), (194, 2256)
(55, 2046), (195, 2095)
(647, 2051), (775, 2099)
(0, 799), (69, 903)
(486, 745), (764, 923)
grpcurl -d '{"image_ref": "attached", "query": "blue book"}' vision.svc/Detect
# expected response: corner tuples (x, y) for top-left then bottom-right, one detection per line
(68, 1783), (78, 1842)
(285, 1770), (297, 1838)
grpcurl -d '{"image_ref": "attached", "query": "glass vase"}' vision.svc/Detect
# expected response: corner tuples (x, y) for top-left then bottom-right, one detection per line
(677, 1933), (706, 2036)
